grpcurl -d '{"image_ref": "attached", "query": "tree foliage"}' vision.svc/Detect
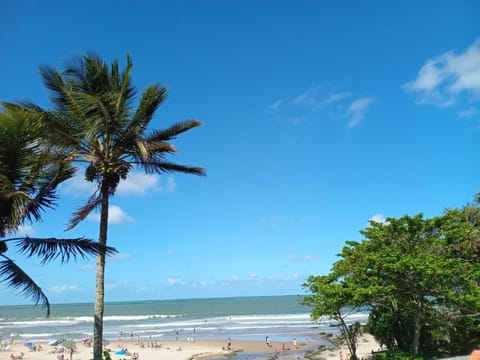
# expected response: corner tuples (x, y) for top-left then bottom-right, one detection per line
(0, 106), (117, 316)
(14, 53), (205, 359)
(303, 207), (480, 358)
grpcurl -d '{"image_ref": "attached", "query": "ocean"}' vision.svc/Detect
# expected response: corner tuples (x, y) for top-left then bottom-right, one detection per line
(0, 295), (368, 347)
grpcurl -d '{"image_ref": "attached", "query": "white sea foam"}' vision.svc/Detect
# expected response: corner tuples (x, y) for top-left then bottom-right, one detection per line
(0, 296), (369, 343)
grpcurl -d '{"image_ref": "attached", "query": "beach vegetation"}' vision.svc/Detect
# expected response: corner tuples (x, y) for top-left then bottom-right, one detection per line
(304, 344), (328, 359)
(10, 52), (205, 360)
(0, 106), (117, 316)
(371, 349), (423, 360)
(303, 204), (480, 359)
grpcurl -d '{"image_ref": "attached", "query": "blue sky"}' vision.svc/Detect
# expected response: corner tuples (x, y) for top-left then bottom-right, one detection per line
(1, 1), (479, 305)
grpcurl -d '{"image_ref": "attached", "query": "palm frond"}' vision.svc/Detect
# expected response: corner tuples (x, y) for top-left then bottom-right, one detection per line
(131, 84), (167, 129)
(21, 162), (76, 225)
(38, 65), (70, 112)
(10, 101), (83, 151)
(0, 107), (77, 235)
(139, 160), (206, 176)
(146, 119), (203, 142)
(0, 256), (50, 316)
(10, 237), (117, 264)
(115, 53), (136, 119)
(67, 190), (102, 230)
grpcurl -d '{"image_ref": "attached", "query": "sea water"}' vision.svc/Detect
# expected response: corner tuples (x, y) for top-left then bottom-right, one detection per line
(0, 295), (368, 346)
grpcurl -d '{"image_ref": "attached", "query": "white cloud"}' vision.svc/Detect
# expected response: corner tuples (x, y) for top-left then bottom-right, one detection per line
(346, 97), (376, 128)
(260, 214), (317, 227)
(166, 277), (184, 286)
(403, 39), (480, 106)
(288, 253), (318, 262)
(199, 279), (216, 287)
(294, 88), (352, 109)
(60, 170), (96, 196)
(273, 87), (373, 127)
(87, 205), (134, 224)
(165, 176), (176, 193)
(369, 214), (388, 225)
(108, 206), (134, 223)
(105, 280), (118, 290)
(49, 284), (80, 294)
(14, 224), (35, 236)
(80, 263), (95, 271)
(459, 108), (479, 119)
(269, 99), (284, 110)
(324, 91), (352, 105)
(260, 214), (287, 227)
(61, 169), (166, 197)
(294, 87), (321, 107)
(117, 172), (161, 196)
(110, 253), (131, 260)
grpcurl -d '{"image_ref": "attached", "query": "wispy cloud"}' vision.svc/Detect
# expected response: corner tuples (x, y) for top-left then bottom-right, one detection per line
(269, 87), (374, 128)
(161, 271), (306, 293)
(14, 224), (35, 236)
(260, 214), (287, 227)
(403, 38), (480, 107)
(80, 263), (95, 271)
(49, 284), (80, 294)
(324, 92), (352, 105)
(294, 87), (322, 108)
(87, 205), (134, 224)
(166, 277), (184, 286)
(269, 99), (284, 110)
(165, 176), (176, 193)
(117, 172), (161, 196)
(61, 170), (171, 197)
(260, 214), (317, 227)
(346, 97), (376, 128)
(294, 87), (352, 109)
(60, 171), (96, 196)
(369, 214), (388, 225)
(459, 107), (479, 119)
(110, 253), (132, 261)
(287, 253), (318, 262)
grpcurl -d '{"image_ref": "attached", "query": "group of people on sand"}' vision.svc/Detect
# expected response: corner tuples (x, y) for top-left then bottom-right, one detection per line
(53, 347), (75, 360)
(223, 336), (299, 356)
(138, 341), (161, 349)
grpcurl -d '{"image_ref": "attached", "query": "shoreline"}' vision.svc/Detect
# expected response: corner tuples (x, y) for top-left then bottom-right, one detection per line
(1, 333), (383, 360)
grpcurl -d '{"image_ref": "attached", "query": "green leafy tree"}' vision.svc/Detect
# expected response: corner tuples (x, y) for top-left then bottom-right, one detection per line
(17, 53), (205, 359)
(0, 106), (117, 316)
(303, 211), (480, 358)
(302, 273), (363, 359)
(430, 206), (480, 354)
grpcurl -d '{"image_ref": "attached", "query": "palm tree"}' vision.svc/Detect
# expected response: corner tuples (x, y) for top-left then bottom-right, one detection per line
(18, 53), (206, 359)
(0, 106), (117, 316)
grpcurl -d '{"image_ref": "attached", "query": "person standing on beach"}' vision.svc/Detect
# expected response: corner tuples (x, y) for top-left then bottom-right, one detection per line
(266, 336), (271, 347)
(293, 337), (297, 349)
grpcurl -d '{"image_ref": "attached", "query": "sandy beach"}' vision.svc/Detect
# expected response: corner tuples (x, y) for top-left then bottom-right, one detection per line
(1, 333), (383, 360)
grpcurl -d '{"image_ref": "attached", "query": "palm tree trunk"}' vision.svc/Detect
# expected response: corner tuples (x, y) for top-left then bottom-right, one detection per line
(93, 186), (110, 360)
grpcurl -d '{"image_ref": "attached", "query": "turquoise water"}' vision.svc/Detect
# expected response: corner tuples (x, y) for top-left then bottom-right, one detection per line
(0, 295), (368, 345)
